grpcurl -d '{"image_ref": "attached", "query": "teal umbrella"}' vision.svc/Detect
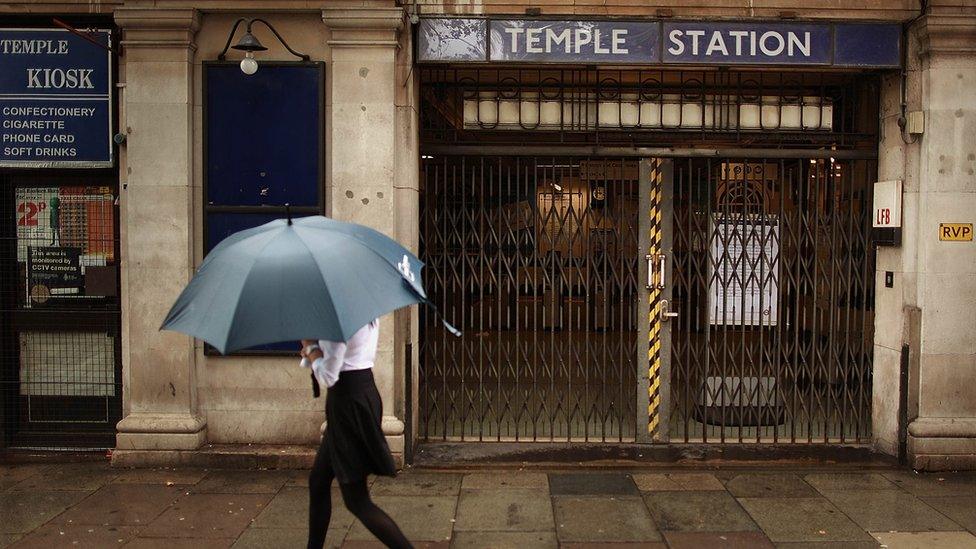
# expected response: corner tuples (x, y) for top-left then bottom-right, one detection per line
(160, 214), (459, 358)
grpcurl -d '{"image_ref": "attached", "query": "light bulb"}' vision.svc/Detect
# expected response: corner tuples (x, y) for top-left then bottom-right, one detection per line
(240, 53), (258, 75)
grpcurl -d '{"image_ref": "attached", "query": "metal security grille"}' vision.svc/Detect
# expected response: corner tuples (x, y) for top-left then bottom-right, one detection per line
(667, 158), (875, 443)
(1, 176), (122, 450)
(420, 156), (639, 441)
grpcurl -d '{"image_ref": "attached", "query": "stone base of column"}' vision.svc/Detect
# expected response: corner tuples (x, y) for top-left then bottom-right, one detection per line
(908, 417), (976, 471)
(112, 412), (208, 466)
(383, 415), (405, 468)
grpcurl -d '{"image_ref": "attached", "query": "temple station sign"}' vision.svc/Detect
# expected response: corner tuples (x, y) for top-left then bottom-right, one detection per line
(417, 18), (901, 68)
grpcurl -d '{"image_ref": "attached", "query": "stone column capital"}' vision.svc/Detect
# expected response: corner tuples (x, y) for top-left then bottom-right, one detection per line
(322, 7), (404, 48)
(114, 8), (201, 53)
(915, 14), (976, 59)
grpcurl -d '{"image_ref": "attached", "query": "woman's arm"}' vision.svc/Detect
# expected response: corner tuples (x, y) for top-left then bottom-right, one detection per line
(301, 338), (346, 388)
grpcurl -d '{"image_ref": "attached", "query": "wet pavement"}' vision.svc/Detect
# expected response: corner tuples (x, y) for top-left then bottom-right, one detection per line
(1, 461), (976, 548)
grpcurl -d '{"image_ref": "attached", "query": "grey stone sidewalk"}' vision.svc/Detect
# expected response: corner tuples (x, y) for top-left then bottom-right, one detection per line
(2, 462), (976, 548)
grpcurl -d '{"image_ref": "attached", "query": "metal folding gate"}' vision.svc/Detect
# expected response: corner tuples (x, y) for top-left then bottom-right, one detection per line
(417, 67), (879, 444)
(420, 156), (640, 441)
(656, 157), (876, 444)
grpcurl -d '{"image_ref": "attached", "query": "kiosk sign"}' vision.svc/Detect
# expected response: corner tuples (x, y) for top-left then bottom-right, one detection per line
(0, 28), (113, 168)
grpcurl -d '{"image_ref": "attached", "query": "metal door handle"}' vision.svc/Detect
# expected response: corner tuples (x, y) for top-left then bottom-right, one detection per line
(660, 299), (679, 321)
(657, 254), (666, 290)
(646, 253), (667, 290)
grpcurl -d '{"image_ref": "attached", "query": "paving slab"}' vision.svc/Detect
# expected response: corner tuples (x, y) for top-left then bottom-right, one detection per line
(252, 486), (355, 531)
(344, 495), (456, 542)
(0, 466), (49, 493)
(819, 490), (961, 532)
(111, 468), (208, 486)
(725, 473), (819, 498)
(803, 473), (899, 493)
(454, 489), (553, 532)
(870, 531), (976, 549)
(559, 543), (666, 548)
(450, 531), (558, 549)
(371, 472), (461, 497)
(881, 472), (976, 497)
(633, 473), (725, 492)
(552, 496), (661, 542)
(233, 526), (345, 549)
(7, 523), (138, 548)
(774, 542), (880, 548)
(8, 463), (118, 492)
(138, 492), (272, 539)
(645, 491), (759, 532)
(548, 473), (639, 496)
(0, 490), (90, 534)
(342, 541), (449, 548)
(193, 470), (290, 494)
(664, 531), (776, 548)
(460, 472), (549, 491)
(124, 537), (235, 548)
(921, 496), (976, 534)
(54, 484), (181, 526)
(737, 497), (874, 543)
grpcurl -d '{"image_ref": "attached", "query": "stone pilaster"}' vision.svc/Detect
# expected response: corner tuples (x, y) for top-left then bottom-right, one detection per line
(322, 6), (408, 462)
(904, 12), (976, 470)
(112, 8), (206, 461)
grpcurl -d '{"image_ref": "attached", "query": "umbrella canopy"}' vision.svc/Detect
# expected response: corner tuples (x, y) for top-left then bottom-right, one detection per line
(160, 215), (457, 355)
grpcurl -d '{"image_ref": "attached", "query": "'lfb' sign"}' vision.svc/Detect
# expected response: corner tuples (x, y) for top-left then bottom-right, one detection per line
(939, 223), (973, 242)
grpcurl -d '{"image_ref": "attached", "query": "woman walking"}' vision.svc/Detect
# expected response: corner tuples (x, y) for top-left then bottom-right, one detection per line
(301, 318), (413, 549)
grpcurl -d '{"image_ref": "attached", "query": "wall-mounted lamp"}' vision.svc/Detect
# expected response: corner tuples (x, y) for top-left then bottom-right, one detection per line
(218, 18), (310, 75)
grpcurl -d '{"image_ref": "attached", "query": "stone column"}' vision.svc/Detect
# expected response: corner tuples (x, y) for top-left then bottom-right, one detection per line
(112, 8), (206, 462)
(322, 7), (407, 462)
(903, 13), (976, 470)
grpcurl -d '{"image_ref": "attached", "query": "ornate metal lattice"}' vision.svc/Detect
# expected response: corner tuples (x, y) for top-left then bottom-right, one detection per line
(419, 156), (640, 441)
(420, 68), (878, 148)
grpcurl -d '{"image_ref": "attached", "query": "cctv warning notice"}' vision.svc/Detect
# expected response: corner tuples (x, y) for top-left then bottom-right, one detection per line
(0, 28), (113, 168)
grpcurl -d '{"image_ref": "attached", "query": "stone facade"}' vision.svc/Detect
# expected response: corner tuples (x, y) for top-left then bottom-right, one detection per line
(1, 0), (974, 470)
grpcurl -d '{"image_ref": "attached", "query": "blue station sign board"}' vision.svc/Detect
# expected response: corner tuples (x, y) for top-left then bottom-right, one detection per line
(418, 18), (901, 68)
(0, 28), (113, 168)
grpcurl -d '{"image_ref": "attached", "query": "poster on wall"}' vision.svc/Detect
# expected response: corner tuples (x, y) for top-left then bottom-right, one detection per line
(15, 186), (115, 305)
(26, 246), (83, 303)
(707, 215), (780, 326)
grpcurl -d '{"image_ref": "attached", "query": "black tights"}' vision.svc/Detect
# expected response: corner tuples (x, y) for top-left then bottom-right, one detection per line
(307, 457), (412, 549)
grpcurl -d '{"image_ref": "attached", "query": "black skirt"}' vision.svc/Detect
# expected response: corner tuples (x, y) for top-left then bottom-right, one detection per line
(319, 368), (397, 483)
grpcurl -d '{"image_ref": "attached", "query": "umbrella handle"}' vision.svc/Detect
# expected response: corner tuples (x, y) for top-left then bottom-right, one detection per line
(311, 372), (321, 398)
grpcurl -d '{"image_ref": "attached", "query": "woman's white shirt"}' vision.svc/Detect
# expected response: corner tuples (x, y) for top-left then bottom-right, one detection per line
(300, 319), (379, 388)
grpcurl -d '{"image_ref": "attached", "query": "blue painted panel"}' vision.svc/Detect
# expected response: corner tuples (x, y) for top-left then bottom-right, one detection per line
(834, 24), (901, 67)
(205, 64), (321, 207)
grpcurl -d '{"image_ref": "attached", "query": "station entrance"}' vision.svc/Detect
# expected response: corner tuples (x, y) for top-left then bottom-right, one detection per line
(418, 68), (877, 444)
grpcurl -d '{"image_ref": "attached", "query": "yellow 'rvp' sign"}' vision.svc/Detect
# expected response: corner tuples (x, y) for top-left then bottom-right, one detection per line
(939, 223), (973, 241)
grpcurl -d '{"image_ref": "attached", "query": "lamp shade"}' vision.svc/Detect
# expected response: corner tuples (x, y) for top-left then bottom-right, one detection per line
(231, 31), (268, 53)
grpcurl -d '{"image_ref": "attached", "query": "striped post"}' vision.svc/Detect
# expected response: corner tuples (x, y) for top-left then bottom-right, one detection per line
(647, 160), (663, 438)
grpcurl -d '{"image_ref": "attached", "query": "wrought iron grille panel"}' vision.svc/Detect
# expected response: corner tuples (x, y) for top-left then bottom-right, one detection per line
(420, 68), (879, 149)
(420, 156), (639, 441)
(668, 158), (875, 443)
(1, 176), (122, 450)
